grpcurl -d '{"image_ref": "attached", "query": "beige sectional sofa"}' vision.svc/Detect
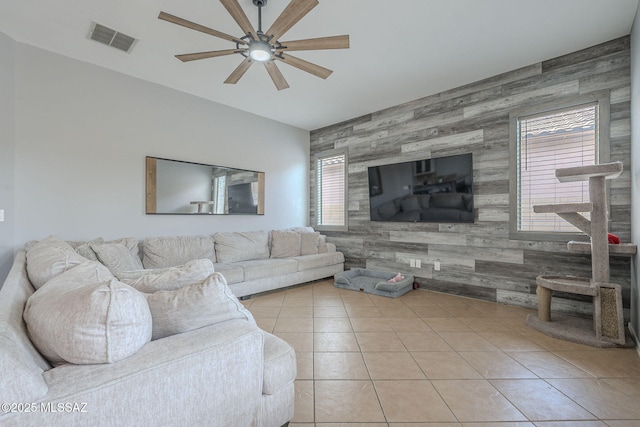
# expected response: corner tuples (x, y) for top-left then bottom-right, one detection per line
(0, 228), (343, 426)
(140, 227), (344, 298)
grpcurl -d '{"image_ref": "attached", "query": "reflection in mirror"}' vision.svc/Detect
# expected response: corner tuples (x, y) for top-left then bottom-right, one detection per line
(146, 157), (264, 215)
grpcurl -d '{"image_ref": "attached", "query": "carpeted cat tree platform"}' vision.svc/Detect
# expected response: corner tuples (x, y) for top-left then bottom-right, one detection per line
(525, 162), (636, 348)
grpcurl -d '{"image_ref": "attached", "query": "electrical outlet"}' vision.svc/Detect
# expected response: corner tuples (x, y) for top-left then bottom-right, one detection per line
(434, 261), (440, 271)
(409, 259), (416, 268)
(415, 259), (422, 268)
(0, 209), (4, 222)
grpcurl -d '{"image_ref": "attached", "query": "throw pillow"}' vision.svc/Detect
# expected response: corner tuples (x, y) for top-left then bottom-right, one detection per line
(117, 266), (174, 281)
(121, 259), (215, 293)
(76, 237), (140, 262)
(288, 226), (315, 234)
(91, 242), (144, 276)
(300, 232), (320, 256)
(24, 263), (151, 365)
(270, 230), (302, 258)
(26, 235), (88, 289)
(145, 272), (255, 341)
(75, 237), (105, 261)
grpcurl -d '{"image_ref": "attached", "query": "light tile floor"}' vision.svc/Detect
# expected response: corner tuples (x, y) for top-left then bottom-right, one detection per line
(242, 279), (640, 427)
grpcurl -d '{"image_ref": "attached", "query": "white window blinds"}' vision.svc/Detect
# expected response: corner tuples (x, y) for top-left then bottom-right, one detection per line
(517, 103), (598, 232)
(317, 153), (346, 227)
(213, 175), (226, 215)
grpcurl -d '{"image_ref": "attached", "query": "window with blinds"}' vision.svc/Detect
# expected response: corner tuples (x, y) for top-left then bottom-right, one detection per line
(212, 175), (226, 214)
(517, 103), (598, 233)
(316, 152), (347, 229)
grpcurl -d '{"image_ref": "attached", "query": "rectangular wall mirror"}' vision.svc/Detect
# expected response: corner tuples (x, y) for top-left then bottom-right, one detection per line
(146, 156), (265, 215)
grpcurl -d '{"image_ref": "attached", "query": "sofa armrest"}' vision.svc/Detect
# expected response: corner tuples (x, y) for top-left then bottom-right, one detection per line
(326, 242), (337, 252)
(13, 320), (264, 427)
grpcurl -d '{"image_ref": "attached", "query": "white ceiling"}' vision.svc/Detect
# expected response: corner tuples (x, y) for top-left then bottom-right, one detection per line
(1, 0), (638, 130)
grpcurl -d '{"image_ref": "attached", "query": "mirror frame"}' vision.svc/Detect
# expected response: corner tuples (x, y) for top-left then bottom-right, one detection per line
(145, 156), (265, 215)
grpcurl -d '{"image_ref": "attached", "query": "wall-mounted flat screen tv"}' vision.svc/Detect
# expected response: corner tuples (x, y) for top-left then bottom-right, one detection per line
(368, 153), (474, 223)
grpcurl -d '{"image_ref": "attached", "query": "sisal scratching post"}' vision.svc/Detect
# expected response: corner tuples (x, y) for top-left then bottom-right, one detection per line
(536, 285), (552, 322)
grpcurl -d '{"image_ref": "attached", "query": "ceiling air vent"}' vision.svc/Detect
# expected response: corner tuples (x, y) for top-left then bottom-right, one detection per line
(88, 22), (137, 53)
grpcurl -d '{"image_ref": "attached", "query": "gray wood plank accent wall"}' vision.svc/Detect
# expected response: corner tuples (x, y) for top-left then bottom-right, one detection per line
(310, 36), (632, 318)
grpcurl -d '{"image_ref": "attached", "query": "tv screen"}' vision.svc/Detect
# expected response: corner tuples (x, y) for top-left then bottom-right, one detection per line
(368, 153), (474, 223)
(227, 183), (258, 214)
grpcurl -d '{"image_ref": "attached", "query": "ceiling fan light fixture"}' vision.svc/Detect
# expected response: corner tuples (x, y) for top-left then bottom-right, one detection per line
(248, 41), (272, 61)
(159, 0), (350, 90)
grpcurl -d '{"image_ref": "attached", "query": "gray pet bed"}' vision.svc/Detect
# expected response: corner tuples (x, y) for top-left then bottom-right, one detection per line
(334, 268), (414, 298)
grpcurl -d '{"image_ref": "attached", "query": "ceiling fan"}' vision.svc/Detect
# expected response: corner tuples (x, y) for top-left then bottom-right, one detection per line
(158, 0), (350, 90)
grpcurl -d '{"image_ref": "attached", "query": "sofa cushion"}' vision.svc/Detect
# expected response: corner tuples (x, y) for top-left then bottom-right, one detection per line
(270, 230), (301, 258)
(462, 193), (474, 211)
(418, 194), (431, 209)
(300, 232), (320, 256)
(420, 208), (474, 222)
(377, 201), (399, 219)
(293, 252), (345, 272)
(26, 236), (88, 289)
(318, 235), (328, 253)
(262, 331), (296, 395)
(144, 272), (255, 341)
(143, 235), (215, 269)
(120, 259), (215, 293)
(212, 263), (245, 284)
(400, 196), (421, 212)
(391, 210), (421, 222)
(24, 262), (151, 365)
(214, 231), (270, 263)
(235, 258), (298, 281)
(431, 192), (465, 209)
(91, 242), (145, 276)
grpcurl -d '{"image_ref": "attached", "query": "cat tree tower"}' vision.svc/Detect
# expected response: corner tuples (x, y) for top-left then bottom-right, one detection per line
(525, 161), (636, 347)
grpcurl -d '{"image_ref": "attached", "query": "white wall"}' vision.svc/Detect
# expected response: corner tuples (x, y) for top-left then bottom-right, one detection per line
(0, 33), (15, 284)
(12, 42), (309, 246)
(630, 6), (640, 344)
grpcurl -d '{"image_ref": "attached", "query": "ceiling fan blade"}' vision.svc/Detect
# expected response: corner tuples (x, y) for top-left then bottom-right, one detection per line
(278, 35), (350, 51)
(176, 49), (241, 62)
(219, 0), (259, 40)
(277, 53), (332, 79)
(224, 58), (253, 84)
(158, 11), (245, 44)
(264, 61), (290, 90)
(265, 0), (318, 41)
